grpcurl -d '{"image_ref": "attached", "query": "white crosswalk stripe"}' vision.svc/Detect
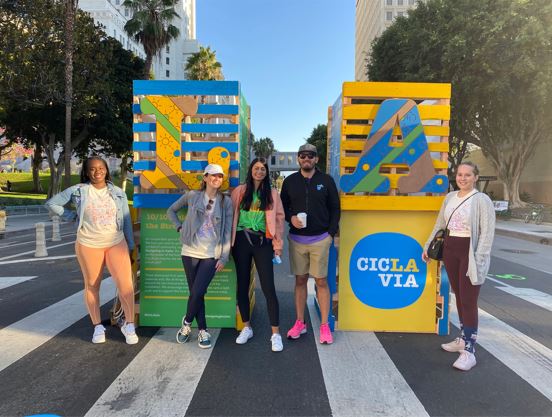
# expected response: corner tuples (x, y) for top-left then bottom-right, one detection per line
(0, 277), (116, 373)
(308, 296), (429, 417)
(85, 327), (220, 417)
(450, 294), (552, 401)
(0, 276), (37, 290)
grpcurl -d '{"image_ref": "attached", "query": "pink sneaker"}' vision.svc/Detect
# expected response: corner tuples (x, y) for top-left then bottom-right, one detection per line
(319, 323), (333, 344)
(287, 320), (307, 339)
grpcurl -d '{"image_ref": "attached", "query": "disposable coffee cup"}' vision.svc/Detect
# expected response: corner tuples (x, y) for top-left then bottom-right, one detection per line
(297, 212), (307, 228)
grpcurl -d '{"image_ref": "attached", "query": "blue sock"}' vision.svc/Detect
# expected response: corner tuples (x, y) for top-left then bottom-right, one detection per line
(463, 327), (477, 353)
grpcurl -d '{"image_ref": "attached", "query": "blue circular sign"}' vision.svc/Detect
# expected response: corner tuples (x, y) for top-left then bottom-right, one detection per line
(349, 232), (426, 309)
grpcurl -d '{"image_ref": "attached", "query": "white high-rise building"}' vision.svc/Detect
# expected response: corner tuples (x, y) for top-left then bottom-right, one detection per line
(355, 0), (421, 81)
(80, 0), (199, 80)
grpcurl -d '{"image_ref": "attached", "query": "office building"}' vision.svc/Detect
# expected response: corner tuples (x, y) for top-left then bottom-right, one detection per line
(80, 0), (199, 80)
(355, 0), (421, 81)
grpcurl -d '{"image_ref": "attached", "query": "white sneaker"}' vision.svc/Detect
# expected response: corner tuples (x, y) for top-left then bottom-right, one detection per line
(441, 337), (465, 352)
(236, 326), (253, 344)
(121, 322), (139, 345)
(270, 333), (283, 352)
(453, 351), (477, 371)
(92, 324), (106, 344)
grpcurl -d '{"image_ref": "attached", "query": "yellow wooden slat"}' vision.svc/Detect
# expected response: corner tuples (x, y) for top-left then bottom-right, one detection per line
(343, 82), (452, 100)
(340, 157), (448, 169)
(341, 140), (449, 153)
(427, 142), (449, 152)
(340, 195), (445, 211)
(343, 104), (450, 120)
(342, 124), (450, 137)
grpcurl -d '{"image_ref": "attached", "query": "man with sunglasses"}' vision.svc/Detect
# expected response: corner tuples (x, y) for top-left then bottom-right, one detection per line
(280, 143), (340, 344)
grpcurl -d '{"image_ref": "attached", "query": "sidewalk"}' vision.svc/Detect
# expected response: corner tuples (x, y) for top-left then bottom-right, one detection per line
(495, 219), (552, 245)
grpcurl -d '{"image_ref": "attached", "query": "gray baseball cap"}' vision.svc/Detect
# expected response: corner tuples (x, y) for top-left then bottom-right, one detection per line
(298, 144), (318, 155)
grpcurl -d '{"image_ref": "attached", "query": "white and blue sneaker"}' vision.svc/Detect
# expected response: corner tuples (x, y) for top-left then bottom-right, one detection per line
(198, 329), (212, 349)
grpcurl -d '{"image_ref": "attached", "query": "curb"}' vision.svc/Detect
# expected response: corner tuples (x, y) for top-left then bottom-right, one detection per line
(495, 227), (551, 245)
(0, 221), (75, 240)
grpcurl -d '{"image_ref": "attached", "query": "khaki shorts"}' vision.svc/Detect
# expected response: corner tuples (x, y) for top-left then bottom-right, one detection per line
(288, 235), (332, 278)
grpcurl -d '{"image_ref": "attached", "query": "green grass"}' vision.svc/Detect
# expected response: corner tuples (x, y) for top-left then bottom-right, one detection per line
(0, 172), (133, 206)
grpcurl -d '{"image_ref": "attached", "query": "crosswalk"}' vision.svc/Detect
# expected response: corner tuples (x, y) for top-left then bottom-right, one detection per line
(0, 246), (551, 416)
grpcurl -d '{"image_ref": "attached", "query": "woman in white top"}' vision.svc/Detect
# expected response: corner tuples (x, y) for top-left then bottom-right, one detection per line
(423, 162), (495, 371)
(167, 164), (233, 349)
(46, 156), (138, 345)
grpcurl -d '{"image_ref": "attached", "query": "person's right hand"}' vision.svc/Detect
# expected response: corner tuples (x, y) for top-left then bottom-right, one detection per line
(421, 251), (429, 263)
(291, 215), (304, 229)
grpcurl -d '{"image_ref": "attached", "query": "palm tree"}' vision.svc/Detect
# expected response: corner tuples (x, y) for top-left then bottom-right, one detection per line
(123, 0), (180, 79)
(185, 46), (224, 80)
(252, 137), (275, 159)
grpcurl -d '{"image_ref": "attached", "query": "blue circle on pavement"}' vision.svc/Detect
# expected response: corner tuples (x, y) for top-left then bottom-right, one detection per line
(349, 232), (426, 309)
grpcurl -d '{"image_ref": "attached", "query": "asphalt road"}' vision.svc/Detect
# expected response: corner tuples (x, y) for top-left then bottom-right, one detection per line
(0, 226), (551, 417)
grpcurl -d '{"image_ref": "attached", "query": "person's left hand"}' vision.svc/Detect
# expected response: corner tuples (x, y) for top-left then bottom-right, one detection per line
(215, 260), (225, 272)
(274, 249), (282, 257)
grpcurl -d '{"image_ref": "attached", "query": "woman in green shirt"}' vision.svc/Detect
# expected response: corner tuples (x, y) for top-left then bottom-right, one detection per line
(230, 158), (285, 352)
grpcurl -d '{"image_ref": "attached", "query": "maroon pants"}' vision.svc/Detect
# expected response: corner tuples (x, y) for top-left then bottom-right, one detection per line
(443, 236), (481, 328)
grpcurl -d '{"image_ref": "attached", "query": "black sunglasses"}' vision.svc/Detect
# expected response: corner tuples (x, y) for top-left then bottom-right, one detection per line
(299, 153), (316, 160)
(206, 199), (214, 210)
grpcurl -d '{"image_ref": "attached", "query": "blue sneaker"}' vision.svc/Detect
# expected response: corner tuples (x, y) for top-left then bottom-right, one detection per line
(176, 323), (192, 344)
(198, 329), (212, 349)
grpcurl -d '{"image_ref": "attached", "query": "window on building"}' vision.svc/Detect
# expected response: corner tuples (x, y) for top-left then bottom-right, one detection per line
(398, 0), (403, 4)
(386, 0), (393, 5)
(398, 11), (404, 17)
(409, 0), (415, 4)
(166, 46), (170, 53)
(386, 11), (393, 20)
(166, 70), (170, 78)
(115, 0), (120, 5)
(271, 156), (276, 165)
(125, 8), (129, 17)
(166, 57), (170, 65)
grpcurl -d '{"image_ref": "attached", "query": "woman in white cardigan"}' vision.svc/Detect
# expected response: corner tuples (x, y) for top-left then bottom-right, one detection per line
(423, 162), (495, 371)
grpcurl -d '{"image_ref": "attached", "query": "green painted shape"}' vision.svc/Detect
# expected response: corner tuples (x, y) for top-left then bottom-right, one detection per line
(239, 92), (249, 182)
(351, 123), (424, 192)
(490, 273), (527, 281)
(140, 97), (181, 142)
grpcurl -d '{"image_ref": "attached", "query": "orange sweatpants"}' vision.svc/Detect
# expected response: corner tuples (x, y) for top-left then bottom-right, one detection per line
(75, 240), (135, 325)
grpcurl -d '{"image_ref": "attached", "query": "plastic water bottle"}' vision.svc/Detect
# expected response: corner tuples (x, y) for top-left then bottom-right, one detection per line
(272, 255), (282, 265)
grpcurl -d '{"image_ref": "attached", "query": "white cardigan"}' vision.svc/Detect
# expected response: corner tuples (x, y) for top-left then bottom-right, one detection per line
(424, 191), (496, 285)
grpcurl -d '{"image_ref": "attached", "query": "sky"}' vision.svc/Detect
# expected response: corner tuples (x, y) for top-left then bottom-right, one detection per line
(196, 0), (355, 152)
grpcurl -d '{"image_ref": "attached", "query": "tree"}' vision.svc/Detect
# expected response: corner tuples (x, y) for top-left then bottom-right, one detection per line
(367, 0), (552, 207)
(123, 0), (180, 79)
(252, 137), (275, 159)
(306, 124), (327, 173)
(64, 0), (78, 188)
(185, 46), (224, 81)
(0, 0), (119, 196)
